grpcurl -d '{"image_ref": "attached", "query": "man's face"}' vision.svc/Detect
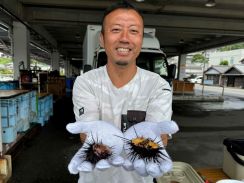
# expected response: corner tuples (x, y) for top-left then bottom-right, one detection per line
(100, 8), (143, 67)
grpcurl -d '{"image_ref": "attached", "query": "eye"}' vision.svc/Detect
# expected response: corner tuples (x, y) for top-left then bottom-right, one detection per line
(111, 28), (121, 33)
(130, 29), (139, 34)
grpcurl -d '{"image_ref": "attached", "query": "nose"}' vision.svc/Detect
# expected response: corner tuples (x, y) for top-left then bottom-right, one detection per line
(119, 30), (129, 43)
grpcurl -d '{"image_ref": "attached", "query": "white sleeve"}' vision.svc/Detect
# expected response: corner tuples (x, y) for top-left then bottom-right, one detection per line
(145, 78), (172, 122)
(72, 75), (100, 122)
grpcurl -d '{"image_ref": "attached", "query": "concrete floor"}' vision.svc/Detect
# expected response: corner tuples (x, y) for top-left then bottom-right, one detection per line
(7, 97), (244, 183)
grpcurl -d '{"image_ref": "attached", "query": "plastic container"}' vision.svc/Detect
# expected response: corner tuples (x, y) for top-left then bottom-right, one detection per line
(0, 81), (19, 90)
(48, 94), (53, 116)
(65, 77), (74, 90)
(44, 96), (49, 121)
(37, 116), (45, 126)
(0, 97), (18, 127)
(216, 180), (244, 183)
(29, 91), (37, 122)
(2, 126), (17, 143)
(35, 95), (49, 125)
(223, 138), (244, 180)
(156, 161), (204, 183)
(16, 93), (30, 132)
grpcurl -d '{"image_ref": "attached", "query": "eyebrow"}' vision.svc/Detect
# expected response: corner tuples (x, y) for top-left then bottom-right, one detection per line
(110, 23), (141, 28)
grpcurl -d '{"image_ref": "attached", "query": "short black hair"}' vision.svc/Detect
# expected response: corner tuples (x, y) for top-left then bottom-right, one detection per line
(101, 0), (144, 34)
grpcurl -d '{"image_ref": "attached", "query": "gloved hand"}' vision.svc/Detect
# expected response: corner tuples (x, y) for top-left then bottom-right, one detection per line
(123, 120), (179, 178)
(66, 121), (124, 174)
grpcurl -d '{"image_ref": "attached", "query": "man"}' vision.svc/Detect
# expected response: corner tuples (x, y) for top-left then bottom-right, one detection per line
(72, 1), (172, 183)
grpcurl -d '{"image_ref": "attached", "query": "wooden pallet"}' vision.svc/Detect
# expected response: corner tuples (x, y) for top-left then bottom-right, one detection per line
(0, 155), (12, 183)
(197, 168), (229, 183)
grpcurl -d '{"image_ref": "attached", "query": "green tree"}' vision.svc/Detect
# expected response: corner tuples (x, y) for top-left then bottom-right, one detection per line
(191, 53), (208, 64)
(0, 69), (13, 74)
(219, 60), (229, 65)
(0, 57), (11, 64)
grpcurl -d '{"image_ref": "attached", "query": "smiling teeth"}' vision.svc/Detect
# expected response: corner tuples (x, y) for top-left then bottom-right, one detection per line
(117, 48), (129, 52)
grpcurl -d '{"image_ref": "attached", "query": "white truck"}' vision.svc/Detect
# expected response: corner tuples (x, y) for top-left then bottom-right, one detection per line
(82, 25), (176, 84)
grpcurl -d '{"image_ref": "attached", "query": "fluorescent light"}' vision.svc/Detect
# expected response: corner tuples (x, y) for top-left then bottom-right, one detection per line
(0, 22), (9, 32)
(179, 39), (185, 44)
(71, 58), (83, 61)
(30, 42), (50, 54)
(205, 0), (216, 7)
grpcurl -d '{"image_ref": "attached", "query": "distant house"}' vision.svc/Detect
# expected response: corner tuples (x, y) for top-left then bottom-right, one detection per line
(204, 65), (230, 85)
(223, 64), (244, 88)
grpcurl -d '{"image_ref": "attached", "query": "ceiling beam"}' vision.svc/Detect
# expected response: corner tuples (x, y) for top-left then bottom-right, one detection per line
(24, 7), (244, 37)
(182, 36), (244, 54)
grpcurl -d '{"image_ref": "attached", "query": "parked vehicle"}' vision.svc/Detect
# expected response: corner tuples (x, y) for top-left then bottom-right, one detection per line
(82, 25), (176, 85)
(189, 76), (203, 84)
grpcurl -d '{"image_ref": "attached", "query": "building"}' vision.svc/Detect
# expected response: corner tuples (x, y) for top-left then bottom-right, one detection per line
(223, 64), (244, 88)
(204, 66), (230, 85)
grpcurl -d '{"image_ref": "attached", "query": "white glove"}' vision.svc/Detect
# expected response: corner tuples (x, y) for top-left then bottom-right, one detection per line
(123, 120), (179, 178)
(66, 121), (124, 174)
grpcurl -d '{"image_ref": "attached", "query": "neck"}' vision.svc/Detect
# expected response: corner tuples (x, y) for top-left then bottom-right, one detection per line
(106, 63), (137, 88)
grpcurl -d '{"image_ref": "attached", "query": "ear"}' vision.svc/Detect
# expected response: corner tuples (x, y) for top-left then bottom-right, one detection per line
(99, 33), (104, 48)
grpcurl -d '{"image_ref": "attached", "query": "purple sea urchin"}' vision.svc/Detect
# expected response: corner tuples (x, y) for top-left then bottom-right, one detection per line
(79, 134), (113, 164)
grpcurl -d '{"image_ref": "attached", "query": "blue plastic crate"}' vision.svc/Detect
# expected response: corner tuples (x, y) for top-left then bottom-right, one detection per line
(17, 93), (30, 121)
(2, 126), (17, 143)
(29, 91), (37, 112)
(29, 91), (37, 122)
(0, 98), (18, 127)
(32, 96), (45, 125)
(44, 96), (49, 116)
(37, 116), (45, 126)
(1, 98), (17, 116)
(21, 120), (30, 132)
(15, 93), (30, 132)
(65, 77), (75, 90)
(48, 94), (53, 116)
(43, 95), (51, 121)
(38, 98), (45, 117)
(1, 115), (17, 128)
(45, 94), (53, 119)
(0, 81), (19, 90)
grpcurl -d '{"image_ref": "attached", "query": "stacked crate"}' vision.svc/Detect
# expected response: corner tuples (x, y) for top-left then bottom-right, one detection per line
(0, 81), (19, 90)
(1, 97), (18, 143)
(36, 93), (53, 126)
(1, 91), (53, 143)
(0, 90), (36, 143)
(29, 91), (37, 123)
(16, 92), (30, 132)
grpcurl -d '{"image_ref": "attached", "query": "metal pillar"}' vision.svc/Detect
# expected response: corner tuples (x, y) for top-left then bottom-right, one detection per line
(12, 21), (30, 80)
(177, 54), (187, 80)
(51, 50), (59, 71)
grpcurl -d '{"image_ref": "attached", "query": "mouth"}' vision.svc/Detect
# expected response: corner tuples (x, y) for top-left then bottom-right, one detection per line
(116, 47), (131, 55)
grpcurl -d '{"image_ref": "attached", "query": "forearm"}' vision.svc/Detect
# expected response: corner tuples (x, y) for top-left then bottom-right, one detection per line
(80, 133), (87, 144)
(161, 134), (168, 146)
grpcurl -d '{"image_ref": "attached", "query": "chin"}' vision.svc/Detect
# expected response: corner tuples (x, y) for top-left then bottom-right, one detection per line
(115, 61), (129, 66)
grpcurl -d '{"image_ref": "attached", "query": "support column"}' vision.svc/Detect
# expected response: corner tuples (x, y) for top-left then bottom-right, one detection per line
(64, 59), (71, 77)
(177, 54), (187, 80)
(51, 50), (59, 71)
(13, 21), (30, 80)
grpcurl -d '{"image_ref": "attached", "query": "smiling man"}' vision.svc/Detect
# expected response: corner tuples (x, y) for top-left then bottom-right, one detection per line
(71, 1), (173, 183)
(100, 5), (144, 88)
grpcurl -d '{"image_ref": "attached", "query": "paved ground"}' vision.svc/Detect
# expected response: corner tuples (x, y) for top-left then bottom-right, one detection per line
(7, 94), (244, 183)
(171, 103), (244, 168)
